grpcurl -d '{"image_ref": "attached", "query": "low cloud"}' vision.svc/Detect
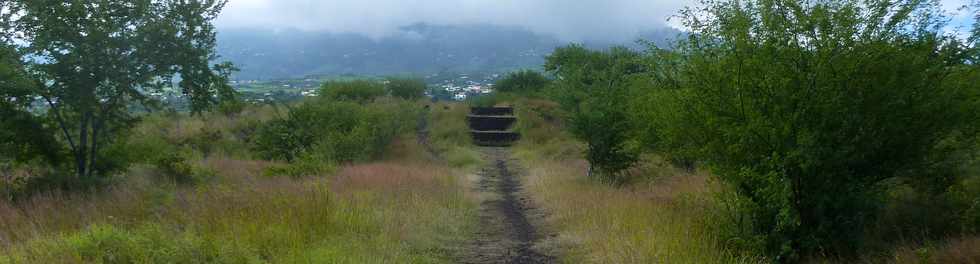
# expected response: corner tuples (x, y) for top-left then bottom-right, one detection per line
(216, 0), (975, 41)
(216, 0), (693, 42)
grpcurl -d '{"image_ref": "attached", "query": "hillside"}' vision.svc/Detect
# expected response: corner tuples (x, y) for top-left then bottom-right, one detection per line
(216, 24), (680, 80)
(3, 1), (978, 263)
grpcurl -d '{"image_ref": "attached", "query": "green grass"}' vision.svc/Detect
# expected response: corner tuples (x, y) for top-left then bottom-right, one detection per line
(0, 103), (478, 264)
(1, 157), (476, 264)
(519, 157), (763, 263)
(428, 102), (483, 169)
(510, 98), (763, 263)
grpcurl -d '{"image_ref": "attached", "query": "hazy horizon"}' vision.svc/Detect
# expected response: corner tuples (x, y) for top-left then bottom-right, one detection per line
(214, 0), (692, 42)
(215, 0), (976, 42)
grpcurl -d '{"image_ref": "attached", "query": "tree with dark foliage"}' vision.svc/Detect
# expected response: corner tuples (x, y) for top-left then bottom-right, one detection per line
(6, 0), (235, 180)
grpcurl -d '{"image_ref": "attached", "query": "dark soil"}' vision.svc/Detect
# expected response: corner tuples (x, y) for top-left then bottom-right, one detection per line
(459, 147), (556, 264)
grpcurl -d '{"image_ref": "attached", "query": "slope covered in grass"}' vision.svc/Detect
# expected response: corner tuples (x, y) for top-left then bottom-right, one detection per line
(0, 104), (479, 263)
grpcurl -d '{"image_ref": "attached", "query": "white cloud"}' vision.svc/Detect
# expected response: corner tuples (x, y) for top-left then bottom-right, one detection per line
(216, 0), (693, 41)
(215, 0), (976, 41)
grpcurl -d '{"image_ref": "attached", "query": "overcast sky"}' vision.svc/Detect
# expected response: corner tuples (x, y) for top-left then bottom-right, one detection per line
(216, 0), (976, 41)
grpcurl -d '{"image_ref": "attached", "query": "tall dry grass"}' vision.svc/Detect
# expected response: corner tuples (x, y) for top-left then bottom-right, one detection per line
(0, 107), (477, 263)
(889, 237), (980, 264)
(520, 156), (763, 264)
(509, 98), (761, 263)
(428, 102), (482, 168)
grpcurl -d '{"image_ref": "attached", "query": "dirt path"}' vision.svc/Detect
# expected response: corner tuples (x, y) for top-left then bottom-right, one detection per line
(459, 147), (556, 264)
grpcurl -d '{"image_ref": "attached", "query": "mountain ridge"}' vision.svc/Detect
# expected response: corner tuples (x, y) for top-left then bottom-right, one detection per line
(217, 23), (680, 80)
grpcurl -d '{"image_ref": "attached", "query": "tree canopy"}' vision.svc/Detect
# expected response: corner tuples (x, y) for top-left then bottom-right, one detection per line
(642, 0), (980, 260)
(3, 0), (234, 180)
(545, 45), (646, 182)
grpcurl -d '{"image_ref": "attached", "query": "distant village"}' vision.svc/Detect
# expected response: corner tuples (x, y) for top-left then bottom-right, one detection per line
(425, 72), (500, 101)
(216, 72), (502, 104)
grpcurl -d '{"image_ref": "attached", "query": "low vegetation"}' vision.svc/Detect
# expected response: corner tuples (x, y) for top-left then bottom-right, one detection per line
(0, 96), (477, 263)
(1, 0), (978, 263)
(498, 1), (980, 259)
(386, 78), (428, 100)
(493, 70), (551, 95)
(428, 102), (483, 169)
(546, 45), (644, 183)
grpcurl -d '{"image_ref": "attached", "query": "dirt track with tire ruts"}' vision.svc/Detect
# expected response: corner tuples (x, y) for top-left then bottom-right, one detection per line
(458, 147), (556, 264)
(459, 107), (556, 264)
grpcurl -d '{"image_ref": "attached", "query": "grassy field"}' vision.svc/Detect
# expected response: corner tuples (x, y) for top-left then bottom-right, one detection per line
(508, 98), (980, 264)
(4, 98), (978, 263)
(0, 105), (478, 263)
(427, 102), (483, 169)
(519, 156), (763, 263)
(506, 98), (755, 263)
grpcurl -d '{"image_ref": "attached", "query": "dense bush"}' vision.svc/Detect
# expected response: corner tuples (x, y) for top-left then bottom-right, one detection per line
(0, 109), (62, 165)
(385, 78), (427, 100)
(253, 98), (417, 170)
(545, 45), (644, 182)
(643, 0), (980, 260)
(153, 150), (215, 184)
(494, 70), (551, 94)
(320, 80), (387, 103)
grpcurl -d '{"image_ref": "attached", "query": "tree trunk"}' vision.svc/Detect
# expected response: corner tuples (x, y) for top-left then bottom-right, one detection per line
(86, 115), (101, 179)
(76, 111), (90, 179)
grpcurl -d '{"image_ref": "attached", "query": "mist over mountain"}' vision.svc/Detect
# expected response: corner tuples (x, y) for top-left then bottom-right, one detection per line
(216, 24), (681, 80)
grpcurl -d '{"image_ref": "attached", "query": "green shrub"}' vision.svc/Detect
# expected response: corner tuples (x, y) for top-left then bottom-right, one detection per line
(182, 127), (224, 157)
(321, 80), (386, 103)
(545, 45), (644, 182)
(0, 108), (63, 166)
(645, 0), (980, 260)
(252, 118), (310, 162)
(153, 150), (215, 184)
(253, 99), (416, 168)
(949, 174), (980, 233)
(385, 78), (427, 100)
(494, 70), (551, 94)
(217, 99), (246, 117)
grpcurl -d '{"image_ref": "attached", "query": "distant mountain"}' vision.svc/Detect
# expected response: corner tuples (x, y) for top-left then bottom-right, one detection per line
(216, 24), (680, 80)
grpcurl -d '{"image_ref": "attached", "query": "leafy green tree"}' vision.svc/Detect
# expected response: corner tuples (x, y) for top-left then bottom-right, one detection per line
(385, 77), (427, 100)
(545, 45), (645, 182)
(11, 0), (234, 180)
(644, 0), (980, 260)
(494, 70), (551, 94)
(0, 44), (61, 165)
(321, 80), (386, 103)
